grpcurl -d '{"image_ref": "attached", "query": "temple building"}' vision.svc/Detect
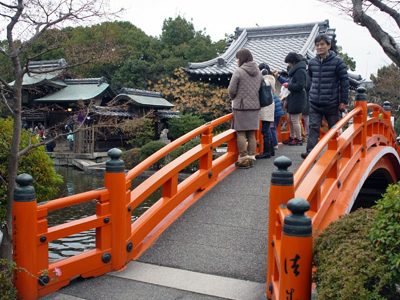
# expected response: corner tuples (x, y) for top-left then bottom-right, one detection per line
(185, 20), (362, 88)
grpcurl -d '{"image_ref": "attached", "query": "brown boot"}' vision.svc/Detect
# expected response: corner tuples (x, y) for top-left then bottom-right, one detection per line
(235, 158), (252, 169)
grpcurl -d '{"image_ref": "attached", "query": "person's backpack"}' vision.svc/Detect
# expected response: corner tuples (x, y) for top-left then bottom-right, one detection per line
(259, 80), (273, 107)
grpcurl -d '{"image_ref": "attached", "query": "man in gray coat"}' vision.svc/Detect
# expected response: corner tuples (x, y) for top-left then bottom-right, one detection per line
(301, 34), (349, 159)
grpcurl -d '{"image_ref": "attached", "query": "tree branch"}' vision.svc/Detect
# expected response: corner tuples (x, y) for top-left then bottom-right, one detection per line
(0, 1), (18, 9)
(368, 0), (400, 28)
(352, 0), (400, 66)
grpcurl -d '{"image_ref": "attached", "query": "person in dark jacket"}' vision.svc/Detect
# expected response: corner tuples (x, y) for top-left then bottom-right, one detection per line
(278, 52), (307, 146)
(302, 62), (311, 142)
(301, 34), (349, 158)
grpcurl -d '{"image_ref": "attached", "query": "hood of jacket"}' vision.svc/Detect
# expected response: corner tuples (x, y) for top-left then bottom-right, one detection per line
(240, 61), (260, 77)
(288, 60), (307, 76)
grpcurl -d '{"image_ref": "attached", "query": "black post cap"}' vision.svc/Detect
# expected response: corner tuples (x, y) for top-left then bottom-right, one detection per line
(106, 148), (124, 173)
(355, 87), (367, 101)
(283, 198), (312, 237)
(271, 156), (293, 186)
(14, 173), (36, 202)
(383, 101), (391, 111)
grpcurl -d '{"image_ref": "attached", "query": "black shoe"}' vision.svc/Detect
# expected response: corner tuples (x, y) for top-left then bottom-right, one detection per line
(256, 153), (271, 159)
(301, 152), (310, 159)
(282, 137), (293, 145)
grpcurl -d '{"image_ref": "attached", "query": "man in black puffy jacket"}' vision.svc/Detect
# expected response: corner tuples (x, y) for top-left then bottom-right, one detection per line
(301, 34), (349, 159)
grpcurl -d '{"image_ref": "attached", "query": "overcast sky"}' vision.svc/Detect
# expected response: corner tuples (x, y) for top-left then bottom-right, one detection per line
(110, 0), (394, 79)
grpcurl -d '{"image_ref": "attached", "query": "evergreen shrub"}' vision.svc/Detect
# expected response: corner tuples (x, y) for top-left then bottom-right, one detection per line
(0, 259), (16, 300)
(369, 183), (400, 284)
(166, 139), (199, 172)
(123, 118), (155, 148)
(121, 148), (141, 169)
(313, 208), (398, 300)
(0, 118), (63, 220)
(139, 141), (167, 169)
(167, 114), (204, 141)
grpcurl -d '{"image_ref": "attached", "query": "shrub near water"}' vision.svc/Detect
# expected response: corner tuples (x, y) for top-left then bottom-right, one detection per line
(140, 141), (167, 169)
(0, 118), (63, 219)
(167, 114), (204, 141)
(121, 148), (141, 169)
(313, 208), (397, 300)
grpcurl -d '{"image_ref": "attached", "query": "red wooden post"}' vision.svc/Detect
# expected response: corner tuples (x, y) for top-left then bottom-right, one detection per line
(279, 198), (312, 300)
(354, 87), (368, 158)
(104, 148), (129, 270)
(266, 156), (294, 299)
(199, 125), (213, 171)
(13, 174), (39, 300)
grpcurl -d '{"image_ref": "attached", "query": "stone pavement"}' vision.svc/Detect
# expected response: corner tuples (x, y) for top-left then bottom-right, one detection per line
(41, 145), (305, 300)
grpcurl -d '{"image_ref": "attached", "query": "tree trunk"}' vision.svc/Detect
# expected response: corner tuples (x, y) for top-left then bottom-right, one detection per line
(0, 56), (23, 260)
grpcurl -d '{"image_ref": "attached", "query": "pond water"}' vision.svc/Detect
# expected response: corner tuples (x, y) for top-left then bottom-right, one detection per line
(47, 166), (160, 261)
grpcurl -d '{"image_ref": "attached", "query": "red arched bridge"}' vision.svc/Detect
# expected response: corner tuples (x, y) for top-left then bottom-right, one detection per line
(12, 88), (400, 299)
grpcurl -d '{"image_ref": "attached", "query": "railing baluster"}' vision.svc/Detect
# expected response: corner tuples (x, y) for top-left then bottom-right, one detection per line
(354, 87), (368, 158)
(104, 148), (129, 270)
(279, 198), (312, 300)
(199, 124), (213, 172)
(13, 174), (39, 300)
(267, 156), (294, 299)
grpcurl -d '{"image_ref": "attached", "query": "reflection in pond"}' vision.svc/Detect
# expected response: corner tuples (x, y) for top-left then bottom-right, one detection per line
(48, 166), (160, 261)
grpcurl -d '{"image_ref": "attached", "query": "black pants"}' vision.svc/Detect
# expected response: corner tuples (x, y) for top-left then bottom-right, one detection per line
(306, 107), (340, 152)
(261, 121), (274, 155)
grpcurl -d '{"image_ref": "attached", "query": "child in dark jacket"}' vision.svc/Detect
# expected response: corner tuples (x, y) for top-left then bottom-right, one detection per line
(271, 93), (285, 149)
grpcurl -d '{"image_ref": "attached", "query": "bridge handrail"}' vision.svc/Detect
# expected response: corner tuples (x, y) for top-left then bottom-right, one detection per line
(38, 189), (108, 212)
(294, 106), (363, 189)
(267, 90), (400, 300)
(12, 111), (248, 299)
(126, 113), (233, 183)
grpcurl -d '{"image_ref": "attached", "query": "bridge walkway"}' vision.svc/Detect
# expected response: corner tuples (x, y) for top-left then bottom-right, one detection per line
(42, 145), (305, 300)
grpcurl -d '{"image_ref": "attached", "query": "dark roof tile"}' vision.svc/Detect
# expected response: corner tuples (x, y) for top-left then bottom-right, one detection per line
(186, 20), (331, 76)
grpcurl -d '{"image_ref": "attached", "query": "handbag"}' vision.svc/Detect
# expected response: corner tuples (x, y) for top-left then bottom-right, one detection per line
(259, 80), (273, 107)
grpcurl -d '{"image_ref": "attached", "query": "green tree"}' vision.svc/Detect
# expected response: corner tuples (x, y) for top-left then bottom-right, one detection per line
(159, 16), (225, 75)
(337, 45), (356, 71)
(368, 64), (400, 106)
(167, 114), (205, 140)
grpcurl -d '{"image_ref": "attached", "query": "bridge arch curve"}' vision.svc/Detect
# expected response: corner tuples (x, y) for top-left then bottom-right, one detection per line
(348, 147), (400, 212)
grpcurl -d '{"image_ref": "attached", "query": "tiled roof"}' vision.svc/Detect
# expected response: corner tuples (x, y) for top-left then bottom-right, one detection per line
(92, 105), (136, 117)
(10, 59), (68, 87)
(114, 88), (174, 108)
(156, 110), (180, 119)
(186, 20), (331, 77)
(28, 59), (67, 73)
(34, 82), (110, 102)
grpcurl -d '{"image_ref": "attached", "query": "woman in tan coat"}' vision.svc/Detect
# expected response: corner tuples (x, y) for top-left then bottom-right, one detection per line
(228, 48), (263, 169)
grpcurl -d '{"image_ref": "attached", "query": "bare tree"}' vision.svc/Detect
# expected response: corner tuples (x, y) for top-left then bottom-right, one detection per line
(321, 0), (400, 67)
(0, 0), (121, 260)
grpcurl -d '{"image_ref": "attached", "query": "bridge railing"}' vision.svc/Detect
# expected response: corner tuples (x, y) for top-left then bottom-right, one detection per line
(124, 113), (244, 259)
(13, 112), (273, 299)
(266, 87), (400, 300)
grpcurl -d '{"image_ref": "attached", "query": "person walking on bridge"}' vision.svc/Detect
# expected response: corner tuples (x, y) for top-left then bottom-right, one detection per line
(228, 48), (263, 169)
(301, 34), (349, 159)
